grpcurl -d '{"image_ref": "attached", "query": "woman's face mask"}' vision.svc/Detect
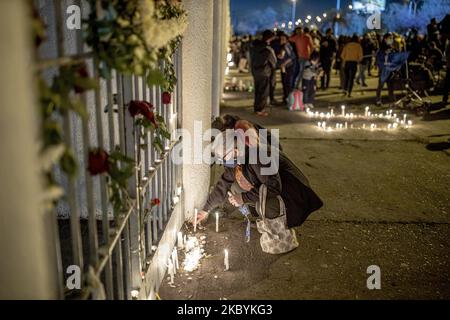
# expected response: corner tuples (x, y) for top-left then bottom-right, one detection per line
(221, 148), (238, 168)
(223, 159), (238, 168)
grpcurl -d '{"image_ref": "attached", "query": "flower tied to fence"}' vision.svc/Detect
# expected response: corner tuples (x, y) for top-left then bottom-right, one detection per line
(88, 148), (134, 212)
(128, 100), (170, 152)
(162, 91), (171, 104)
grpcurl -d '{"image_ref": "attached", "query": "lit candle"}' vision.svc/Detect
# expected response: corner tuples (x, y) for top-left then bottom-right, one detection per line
(306, 107), (310, 113)
(368, 111), (371, 117)
(393, 123), (398, 129)
(331, 108), (334, 117)
(168, 258), (174, 284)
(194, 208), (198, 233)
(224, 249), (229, 271)
(341, 105), (345, 116)
(345, 122), (348, 129)
(388, 124), (392, 129)
(363, 124), (366, 129)
(336, 123), (339, 129)
(320, 112), (325, 119)
(315, 111), (319, 118)
(365, 106), (369, 117)
(326, 112), (331, 119)
(403, 114), (407, 123)
(177, 231), (184, 249)
(408, 120), (412, 126)
(317, 122), (322, 128)
(215, 212), (219, 233)
(172, 248), (179, 271)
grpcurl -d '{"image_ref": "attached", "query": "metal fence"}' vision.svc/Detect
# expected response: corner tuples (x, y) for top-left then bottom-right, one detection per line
(35, 0), (183, 299)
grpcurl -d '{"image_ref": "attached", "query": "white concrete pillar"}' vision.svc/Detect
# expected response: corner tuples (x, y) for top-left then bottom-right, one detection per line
(0, 1), (61, 299)
(211, 0), (224, 119)
(181, 0), (214, 220)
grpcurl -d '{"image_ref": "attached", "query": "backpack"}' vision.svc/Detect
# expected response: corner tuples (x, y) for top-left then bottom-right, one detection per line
(287, 89), (304, 111)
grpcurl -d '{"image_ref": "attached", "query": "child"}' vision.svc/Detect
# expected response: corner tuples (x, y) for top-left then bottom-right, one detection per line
(302, 51), (321, 109)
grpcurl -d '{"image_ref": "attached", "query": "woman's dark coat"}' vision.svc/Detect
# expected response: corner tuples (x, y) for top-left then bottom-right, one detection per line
(202, 149), (323, 228)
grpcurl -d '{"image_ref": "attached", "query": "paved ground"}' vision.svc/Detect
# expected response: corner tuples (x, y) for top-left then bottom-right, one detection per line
(159, 69), (450, 300)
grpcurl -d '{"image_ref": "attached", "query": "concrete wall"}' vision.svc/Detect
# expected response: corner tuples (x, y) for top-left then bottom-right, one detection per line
(181, 0), (214, 220)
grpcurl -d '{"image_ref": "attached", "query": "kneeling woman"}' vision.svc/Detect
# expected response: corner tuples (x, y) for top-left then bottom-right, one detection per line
(195, 130), (323, 253)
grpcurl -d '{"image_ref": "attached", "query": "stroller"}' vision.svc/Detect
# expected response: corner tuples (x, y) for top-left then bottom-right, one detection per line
(390, 60), (434, 114)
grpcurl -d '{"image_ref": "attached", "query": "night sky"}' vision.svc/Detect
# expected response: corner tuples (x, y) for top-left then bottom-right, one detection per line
(231, 0), (415, 35)
(231, 0), (355, 34)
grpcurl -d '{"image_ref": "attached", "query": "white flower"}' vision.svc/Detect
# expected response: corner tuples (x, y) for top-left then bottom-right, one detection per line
(39, 144), (65, 171)
(139, 0), (188, 50)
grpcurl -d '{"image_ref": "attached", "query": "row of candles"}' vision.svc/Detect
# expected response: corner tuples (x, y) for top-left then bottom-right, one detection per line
(192, 209), (229, 270)
(306, 105), (411, 122)
(307, 105), (413, 131)
(169, 209), (228, 285)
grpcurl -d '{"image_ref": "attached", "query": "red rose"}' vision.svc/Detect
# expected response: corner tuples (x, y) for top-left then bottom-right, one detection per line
(162, 92), (171, 104)
(87, 148), (109, 175)
(74, 64), (90, 94)
(151, 198), (161, 206)
(128, 100), (154, 118)
(143, 109), (158, 127)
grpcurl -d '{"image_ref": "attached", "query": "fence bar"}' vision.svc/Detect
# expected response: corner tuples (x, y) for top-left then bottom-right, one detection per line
(93, 57), (114, 299)
(116, 73), (132, 298)
(53, 0), (84, 275)
(123, 75), (143, 291)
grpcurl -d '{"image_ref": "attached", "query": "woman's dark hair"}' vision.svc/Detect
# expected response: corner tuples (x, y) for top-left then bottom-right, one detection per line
(262, 30), (275, 42)
(212, 114), (241, 131)
(351, 34), (360, 43)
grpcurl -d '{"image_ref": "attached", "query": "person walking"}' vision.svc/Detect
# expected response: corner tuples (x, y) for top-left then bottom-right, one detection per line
(357, 33), (375, 87)
(250, 30), (277, 116)
(341, 34), (363, 97)
(302, 51), (321, 109)
(277, 32), (296, 105)
(319, 28), (337, 90)
(376, 33), (397, 105)
(289, 27), (314, 88)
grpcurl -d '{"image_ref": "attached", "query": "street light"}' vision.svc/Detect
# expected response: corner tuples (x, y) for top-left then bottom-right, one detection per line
(307, 15), (312, 20)
(348, 4), (353, 10)
(323, 13), (327, 18)
(291, 0), (297, 27)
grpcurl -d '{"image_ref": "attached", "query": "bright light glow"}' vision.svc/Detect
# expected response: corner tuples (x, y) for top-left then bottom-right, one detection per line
(183, 236), (203, 272)
(307, 15), (312, 20)
(316, 16), (321, 22)
(323, 13), (327, 18)
(227, 53), (232, 62)
(131, 290), (140, 299)
(349, 4), (353, 9)
(305, 19), (309, 23)
(225, 67), (229, 75)
(281, 22), (286, 28)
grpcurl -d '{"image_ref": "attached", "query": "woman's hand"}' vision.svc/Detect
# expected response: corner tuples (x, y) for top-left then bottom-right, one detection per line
(191, 210), (208, 226)
(228, 193), (243, 207)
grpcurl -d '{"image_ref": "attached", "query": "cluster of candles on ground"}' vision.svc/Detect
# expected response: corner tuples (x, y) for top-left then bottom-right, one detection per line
(167, 210), (229, 286)
(307, 105), (413, 131)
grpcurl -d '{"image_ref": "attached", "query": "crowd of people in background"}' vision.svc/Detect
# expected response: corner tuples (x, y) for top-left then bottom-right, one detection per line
(228, 15), (450, 116)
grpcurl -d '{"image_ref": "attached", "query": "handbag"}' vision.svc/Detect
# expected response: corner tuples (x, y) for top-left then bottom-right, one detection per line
(256, 184), (299, 254)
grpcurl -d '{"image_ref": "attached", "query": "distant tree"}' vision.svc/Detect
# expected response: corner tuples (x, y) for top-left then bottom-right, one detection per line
(383, 0), (450, 34)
